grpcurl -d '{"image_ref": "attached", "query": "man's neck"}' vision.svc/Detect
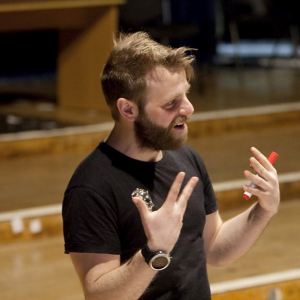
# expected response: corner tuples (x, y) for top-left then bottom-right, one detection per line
(104, 125), (163, 162)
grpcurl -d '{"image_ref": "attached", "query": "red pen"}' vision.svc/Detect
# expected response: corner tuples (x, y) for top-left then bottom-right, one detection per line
(243, 151), (279, 200)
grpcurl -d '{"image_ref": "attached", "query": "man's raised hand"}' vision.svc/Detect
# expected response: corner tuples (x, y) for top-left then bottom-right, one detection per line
(132, 172), (199, 253)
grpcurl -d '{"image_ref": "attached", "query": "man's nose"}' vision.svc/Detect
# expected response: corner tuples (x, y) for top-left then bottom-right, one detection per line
(179, 96), (194, 116)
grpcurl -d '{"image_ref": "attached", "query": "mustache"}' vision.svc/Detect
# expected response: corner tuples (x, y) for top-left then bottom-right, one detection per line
(171, 115), (191, 127)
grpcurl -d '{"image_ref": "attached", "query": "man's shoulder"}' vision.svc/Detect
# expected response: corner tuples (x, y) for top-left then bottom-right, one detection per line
(65, 143), (113, 191)
(165, 145), (206, 172)
(167, 144), (199, 159)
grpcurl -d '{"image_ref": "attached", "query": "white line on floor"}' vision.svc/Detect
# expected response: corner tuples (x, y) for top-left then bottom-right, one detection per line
(1, 102), (299, 142)
(191, 102), (300, 122)
(0, 171), (299, 222)
(213, 171), (300, 192)
(210, 269), (300, 294)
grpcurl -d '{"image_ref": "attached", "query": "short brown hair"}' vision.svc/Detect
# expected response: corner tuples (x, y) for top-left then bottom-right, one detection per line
(101, 31), (195, 120)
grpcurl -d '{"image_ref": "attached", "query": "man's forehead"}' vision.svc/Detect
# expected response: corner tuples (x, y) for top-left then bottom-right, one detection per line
(143, 66), (190, 106)
(145, 66), (186, 83)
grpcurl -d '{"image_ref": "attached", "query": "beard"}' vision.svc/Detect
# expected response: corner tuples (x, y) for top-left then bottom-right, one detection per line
(134, 112), (189, 151)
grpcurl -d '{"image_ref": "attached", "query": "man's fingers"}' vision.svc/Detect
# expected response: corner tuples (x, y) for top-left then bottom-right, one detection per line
(132, 197), (150, 219)
(250, 147), (275, 172)
(164, 173), (199, 208)
(133, 172), (199, 217)
(177, 176), (199, 209)
(164, 172), (186, 206)
(248, 158), (268, 181)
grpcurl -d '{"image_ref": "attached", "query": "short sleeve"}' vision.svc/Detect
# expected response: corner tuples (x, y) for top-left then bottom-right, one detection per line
(62, 187), (120, 254)
(200, 162), (219, 215)
(184, 146), (219, 215)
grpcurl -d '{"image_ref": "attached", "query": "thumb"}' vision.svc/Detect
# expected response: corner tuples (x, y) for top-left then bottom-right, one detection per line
(132, 197), (149, 217)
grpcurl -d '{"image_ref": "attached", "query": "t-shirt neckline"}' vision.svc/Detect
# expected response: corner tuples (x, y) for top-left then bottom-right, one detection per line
(99, 141), (170, 166)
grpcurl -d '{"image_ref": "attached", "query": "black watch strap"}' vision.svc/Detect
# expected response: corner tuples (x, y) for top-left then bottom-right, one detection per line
(141, 244), (158, 263)
(141, 244), (171, 271)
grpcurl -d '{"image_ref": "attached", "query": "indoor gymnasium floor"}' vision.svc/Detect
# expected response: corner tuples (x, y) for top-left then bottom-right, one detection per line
(1, 66), (300, 299)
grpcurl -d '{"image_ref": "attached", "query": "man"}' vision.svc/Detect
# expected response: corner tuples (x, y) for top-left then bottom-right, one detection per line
(62, 32), (280, 300)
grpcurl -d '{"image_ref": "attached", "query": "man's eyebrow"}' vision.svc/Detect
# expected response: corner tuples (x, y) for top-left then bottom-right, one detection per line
(165, 83), (191, 102)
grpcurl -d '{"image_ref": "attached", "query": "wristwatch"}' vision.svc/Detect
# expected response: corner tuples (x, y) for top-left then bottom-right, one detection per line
(141, 244), (171, 271)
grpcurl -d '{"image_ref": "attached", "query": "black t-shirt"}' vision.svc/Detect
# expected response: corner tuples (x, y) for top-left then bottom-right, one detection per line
(63, 142), (218, 300)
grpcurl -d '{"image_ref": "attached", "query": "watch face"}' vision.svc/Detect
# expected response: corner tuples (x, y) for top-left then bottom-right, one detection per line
(150, 254), (171, 271)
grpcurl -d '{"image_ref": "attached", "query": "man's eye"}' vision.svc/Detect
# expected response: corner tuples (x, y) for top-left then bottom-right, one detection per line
(164, 100), (176, 109)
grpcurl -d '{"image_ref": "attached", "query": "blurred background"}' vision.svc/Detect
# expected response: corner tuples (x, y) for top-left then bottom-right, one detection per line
(1, 0), (300, 125)
(2, 0), (300, 125)
(0, 1), (299, 299)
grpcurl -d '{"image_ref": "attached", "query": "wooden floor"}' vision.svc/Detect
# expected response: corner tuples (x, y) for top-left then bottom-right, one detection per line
(1, 65), (300, 299)
(0, 200), (299, 300)
(1, 110), (300, 212)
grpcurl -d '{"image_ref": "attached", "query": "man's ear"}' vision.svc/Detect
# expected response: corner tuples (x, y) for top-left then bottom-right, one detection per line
(117, 98), (138, 121)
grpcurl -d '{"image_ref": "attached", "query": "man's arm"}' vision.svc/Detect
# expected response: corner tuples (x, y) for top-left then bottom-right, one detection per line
(69, 172), (199, 300)
(203, 147), (280, 268)
(70, 251), (156, 300)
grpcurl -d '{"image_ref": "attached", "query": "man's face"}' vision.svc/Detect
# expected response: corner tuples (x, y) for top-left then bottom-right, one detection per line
(134, 67), (194, 151)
